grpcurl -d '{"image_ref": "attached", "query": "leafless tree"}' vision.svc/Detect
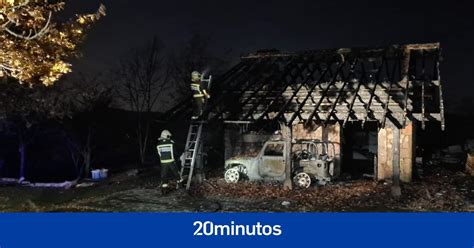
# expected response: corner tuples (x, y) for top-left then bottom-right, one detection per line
(116, 37), (170, 164)
(62, 73), (114, 179)
(0, 78), (68, 181)
(168, 34), (229, 99)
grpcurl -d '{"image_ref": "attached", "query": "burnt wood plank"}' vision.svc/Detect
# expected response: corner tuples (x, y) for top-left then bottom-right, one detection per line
(288, 64), (331, 125)
(241, 59), (298, 121)
(256, 59), (311, 122)
(305, 60), (347, 125)
(325, 59), (359, 124)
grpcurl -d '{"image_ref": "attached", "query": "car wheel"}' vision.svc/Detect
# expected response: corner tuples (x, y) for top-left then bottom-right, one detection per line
(293, 172), (311, 188)
(224, 168), (240, 183)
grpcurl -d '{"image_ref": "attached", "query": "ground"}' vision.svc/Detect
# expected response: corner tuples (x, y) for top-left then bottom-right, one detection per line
(0, 166), (473, 212)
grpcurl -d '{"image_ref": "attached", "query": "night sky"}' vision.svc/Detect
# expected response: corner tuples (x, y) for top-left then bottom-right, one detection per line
(65, 0), (474, 112)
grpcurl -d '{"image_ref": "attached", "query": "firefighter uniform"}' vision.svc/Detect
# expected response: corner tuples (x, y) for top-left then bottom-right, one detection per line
(156, 130), (180, 187)
(191, 71), (209, 119)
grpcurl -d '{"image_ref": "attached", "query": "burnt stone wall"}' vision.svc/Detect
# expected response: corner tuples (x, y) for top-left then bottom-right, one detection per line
(377, 121), (414, 182)
(291, 122), (342, 178)
(224, 127), (275, 160)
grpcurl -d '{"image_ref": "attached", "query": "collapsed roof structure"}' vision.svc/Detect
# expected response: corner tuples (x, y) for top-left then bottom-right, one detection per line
(203, 42), (444, 130)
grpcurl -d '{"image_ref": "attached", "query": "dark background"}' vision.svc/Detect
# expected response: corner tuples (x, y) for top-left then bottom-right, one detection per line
(64, 0), (474, 113)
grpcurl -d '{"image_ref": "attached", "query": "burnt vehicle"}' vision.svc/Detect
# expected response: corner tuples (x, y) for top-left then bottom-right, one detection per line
(223, 139), (338, 188)
(224, 140), (287, 183)
(292, 140), (337, 188)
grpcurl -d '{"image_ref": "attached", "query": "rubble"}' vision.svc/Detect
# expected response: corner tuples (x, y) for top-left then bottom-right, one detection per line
(126, 169), (139, 177)
(465, 140), (474, 176)
(191, 167), (474, 212)
(429, 141), (474, 168)
(466, 152), (474, 176)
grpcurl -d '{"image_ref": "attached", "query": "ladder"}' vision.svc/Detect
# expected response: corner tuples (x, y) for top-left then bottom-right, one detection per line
(178, 121), (204, 190)
(178, 74), (212, 190)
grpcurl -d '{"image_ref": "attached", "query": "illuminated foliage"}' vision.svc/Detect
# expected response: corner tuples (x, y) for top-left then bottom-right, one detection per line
(0, 0), (105, 85)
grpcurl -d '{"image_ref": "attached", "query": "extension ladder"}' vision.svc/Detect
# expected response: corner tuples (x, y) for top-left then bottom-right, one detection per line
(178, 74), (212, 190)
(178, 121), (204, 190)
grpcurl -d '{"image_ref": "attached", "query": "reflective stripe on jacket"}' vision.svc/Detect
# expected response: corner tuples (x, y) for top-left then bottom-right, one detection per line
(191, 83), (204, 98)
(157, 140), (175, 163)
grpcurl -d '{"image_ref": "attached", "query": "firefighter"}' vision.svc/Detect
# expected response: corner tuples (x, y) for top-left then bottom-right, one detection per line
(156, 130), (182, 188)
(191, 71), (210, 119)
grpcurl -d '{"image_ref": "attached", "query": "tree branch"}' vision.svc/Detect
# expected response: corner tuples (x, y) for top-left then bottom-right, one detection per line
(5, 10), (52, 40)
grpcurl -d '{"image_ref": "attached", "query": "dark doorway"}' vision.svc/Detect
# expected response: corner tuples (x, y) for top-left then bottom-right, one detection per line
(342, 122), (378, 178)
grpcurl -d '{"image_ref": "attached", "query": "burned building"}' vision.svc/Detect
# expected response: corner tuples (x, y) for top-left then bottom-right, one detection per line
(167, 43), (445, 186)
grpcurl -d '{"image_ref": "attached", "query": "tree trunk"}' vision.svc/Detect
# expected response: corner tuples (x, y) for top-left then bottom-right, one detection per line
(18, 142), (26, 181)
(142, 120), (150, 164)
(83, 151), (91, 178)
(77, 163), (85, 180)
(137, 119), (145, 165)
(82, 125), (93, 178)
(65, 137), (81, 178)
(138, 134), (145, 165)
(139, 139), (146, 164)
(137, 119), (150, 165)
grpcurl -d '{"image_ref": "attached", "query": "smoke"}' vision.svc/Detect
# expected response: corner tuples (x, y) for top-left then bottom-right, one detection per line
(201, 67), (211, 77)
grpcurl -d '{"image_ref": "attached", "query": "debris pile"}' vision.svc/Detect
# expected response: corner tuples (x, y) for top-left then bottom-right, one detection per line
(466, 153), (474, 176)
(465, 140), (474, 176)
(192, 167), (473, 212)
(403, 173), (467, 211)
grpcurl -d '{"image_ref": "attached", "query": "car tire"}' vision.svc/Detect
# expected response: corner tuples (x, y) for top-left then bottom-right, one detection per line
(293, 172), (312, 188)
(224, 168), (240, 183)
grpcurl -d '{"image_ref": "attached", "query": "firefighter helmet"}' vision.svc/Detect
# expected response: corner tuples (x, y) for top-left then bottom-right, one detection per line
(191, 71), (201, 82)
(160, 130), (172, 139)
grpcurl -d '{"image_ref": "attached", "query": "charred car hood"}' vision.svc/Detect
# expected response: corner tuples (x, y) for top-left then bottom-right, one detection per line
(225, 156), (257, 167)
(226, 156), (254, 162)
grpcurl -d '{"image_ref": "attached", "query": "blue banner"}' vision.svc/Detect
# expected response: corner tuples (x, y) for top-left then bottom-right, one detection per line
(0, 213), (472, 248)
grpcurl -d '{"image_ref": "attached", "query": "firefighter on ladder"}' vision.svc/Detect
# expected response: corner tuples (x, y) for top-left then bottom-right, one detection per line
(156, 130), (182, 188)
(191, 71), (210, 119)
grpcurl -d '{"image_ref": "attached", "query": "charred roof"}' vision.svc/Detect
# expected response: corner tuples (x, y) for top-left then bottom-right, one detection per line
(206, 43), (445, 130)
(165, 43), (445, 130)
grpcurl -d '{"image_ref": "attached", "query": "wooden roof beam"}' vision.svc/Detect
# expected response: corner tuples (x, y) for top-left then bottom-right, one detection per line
(220, 59), (278, 121)
(206, 59), (264, 120)
(402, 48), (412, 127)
(381, 58), (400, 128)
(241, 59), (298, 121)
(305, 60), (347, 126)
(272, 62), (320, 124)
(256, 60), (311, 122)
(436, 54), (446, 131)
(421, 80), (426, 130)
(325, 59), (359, 125)
(363, 58), (386, 123)
(343, 61), (367, 127)
(288, 63), (331, 125)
